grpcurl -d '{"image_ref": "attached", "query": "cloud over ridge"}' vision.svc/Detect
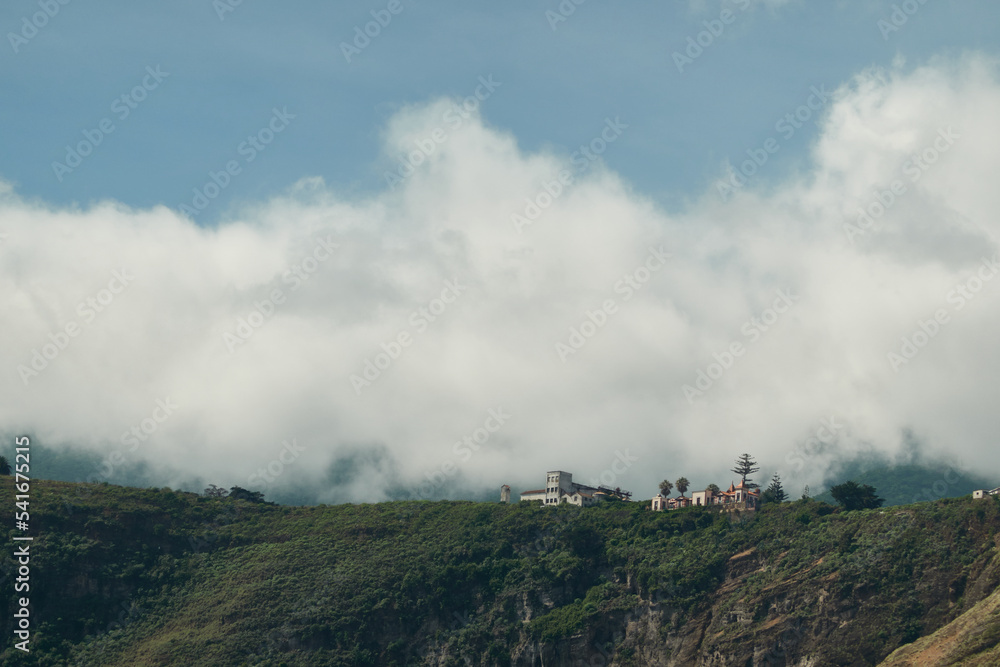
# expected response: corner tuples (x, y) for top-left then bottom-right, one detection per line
(3, 53), (1000, 502)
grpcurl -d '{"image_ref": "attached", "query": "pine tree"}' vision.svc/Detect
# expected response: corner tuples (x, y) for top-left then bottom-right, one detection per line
(763, 472), (787, 503)
(731, 453), (760, 488)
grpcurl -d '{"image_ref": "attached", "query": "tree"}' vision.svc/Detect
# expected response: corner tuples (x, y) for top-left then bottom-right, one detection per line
(659, 479), (674, 497)
(675, 477), (690, 497)
(707, 483), (720, 494)
(0, 456), (10, 475)
(204, 484), (228, 498)
(228, 486), (267, 503)
(801, 485), (810, 500)
(762, 472), (787, 504)
(830, 481), (884, 511)
(731, 453), (760, 489)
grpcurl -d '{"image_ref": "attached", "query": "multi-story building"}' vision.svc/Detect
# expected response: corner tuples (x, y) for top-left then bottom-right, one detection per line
(519, 470), (630, 506)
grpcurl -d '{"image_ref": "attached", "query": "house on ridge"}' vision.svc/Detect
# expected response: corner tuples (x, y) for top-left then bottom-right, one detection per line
(520, 470), (630, 506)
(652, 480), (760, 512)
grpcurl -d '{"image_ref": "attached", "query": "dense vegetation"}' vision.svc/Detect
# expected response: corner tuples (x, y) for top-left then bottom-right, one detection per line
(2, 478), (999, 665)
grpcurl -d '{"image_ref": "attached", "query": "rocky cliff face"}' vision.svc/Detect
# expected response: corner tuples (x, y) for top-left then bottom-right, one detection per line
(6, 481), (999, 666)
(878, 549), (1000, 666)
(503, 532), (1000, 666)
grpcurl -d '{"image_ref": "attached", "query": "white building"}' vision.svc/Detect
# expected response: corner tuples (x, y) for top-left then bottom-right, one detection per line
(973, 487), (1000, 499)
(520, 470), (624, 506)
(652, 481), (759, 512)
(690, 489), (713, 507)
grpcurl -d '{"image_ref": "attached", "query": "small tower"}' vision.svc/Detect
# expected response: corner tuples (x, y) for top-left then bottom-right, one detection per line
(500, 485), (511, 503)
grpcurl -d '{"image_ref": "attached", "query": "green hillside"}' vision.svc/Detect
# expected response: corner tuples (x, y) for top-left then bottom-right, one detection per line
(815, 463), (994, 507)
(3, 478), (1000, 665)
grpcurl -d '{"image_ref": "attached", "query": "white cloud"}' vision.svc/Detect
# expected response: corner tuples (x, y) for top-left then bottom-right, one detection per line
(3, 54), (1000, 501)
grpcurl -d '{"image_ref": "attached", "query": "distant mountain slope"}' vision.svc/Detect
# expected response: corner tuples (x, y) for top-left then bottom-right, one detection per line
(2, 479), (1000, 666)
(815, 463), (994, 507)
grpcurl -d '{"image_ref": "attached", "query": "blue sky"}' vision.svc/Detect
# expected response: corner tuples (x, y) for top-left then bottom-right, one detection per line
(4, 1), (1000, 503)
(3, 1), (997, 220)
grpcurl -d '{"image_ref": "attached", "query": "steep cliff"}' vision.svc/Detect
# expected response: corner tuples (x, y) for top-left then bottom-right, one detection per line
(878, 549), (1000, 666)
(2, 479), (999, 666)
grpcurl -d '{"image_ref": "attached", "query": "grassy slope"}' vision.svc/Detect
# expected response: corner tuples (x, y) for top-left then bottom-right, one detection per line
(2, 478), (1000, 666)
(878, 554), (1000, 667)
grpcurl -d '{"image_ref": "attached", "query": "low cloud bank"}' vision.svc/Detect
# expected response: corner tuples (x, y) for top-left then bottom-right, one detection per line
(3, 54), (1000, 502)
